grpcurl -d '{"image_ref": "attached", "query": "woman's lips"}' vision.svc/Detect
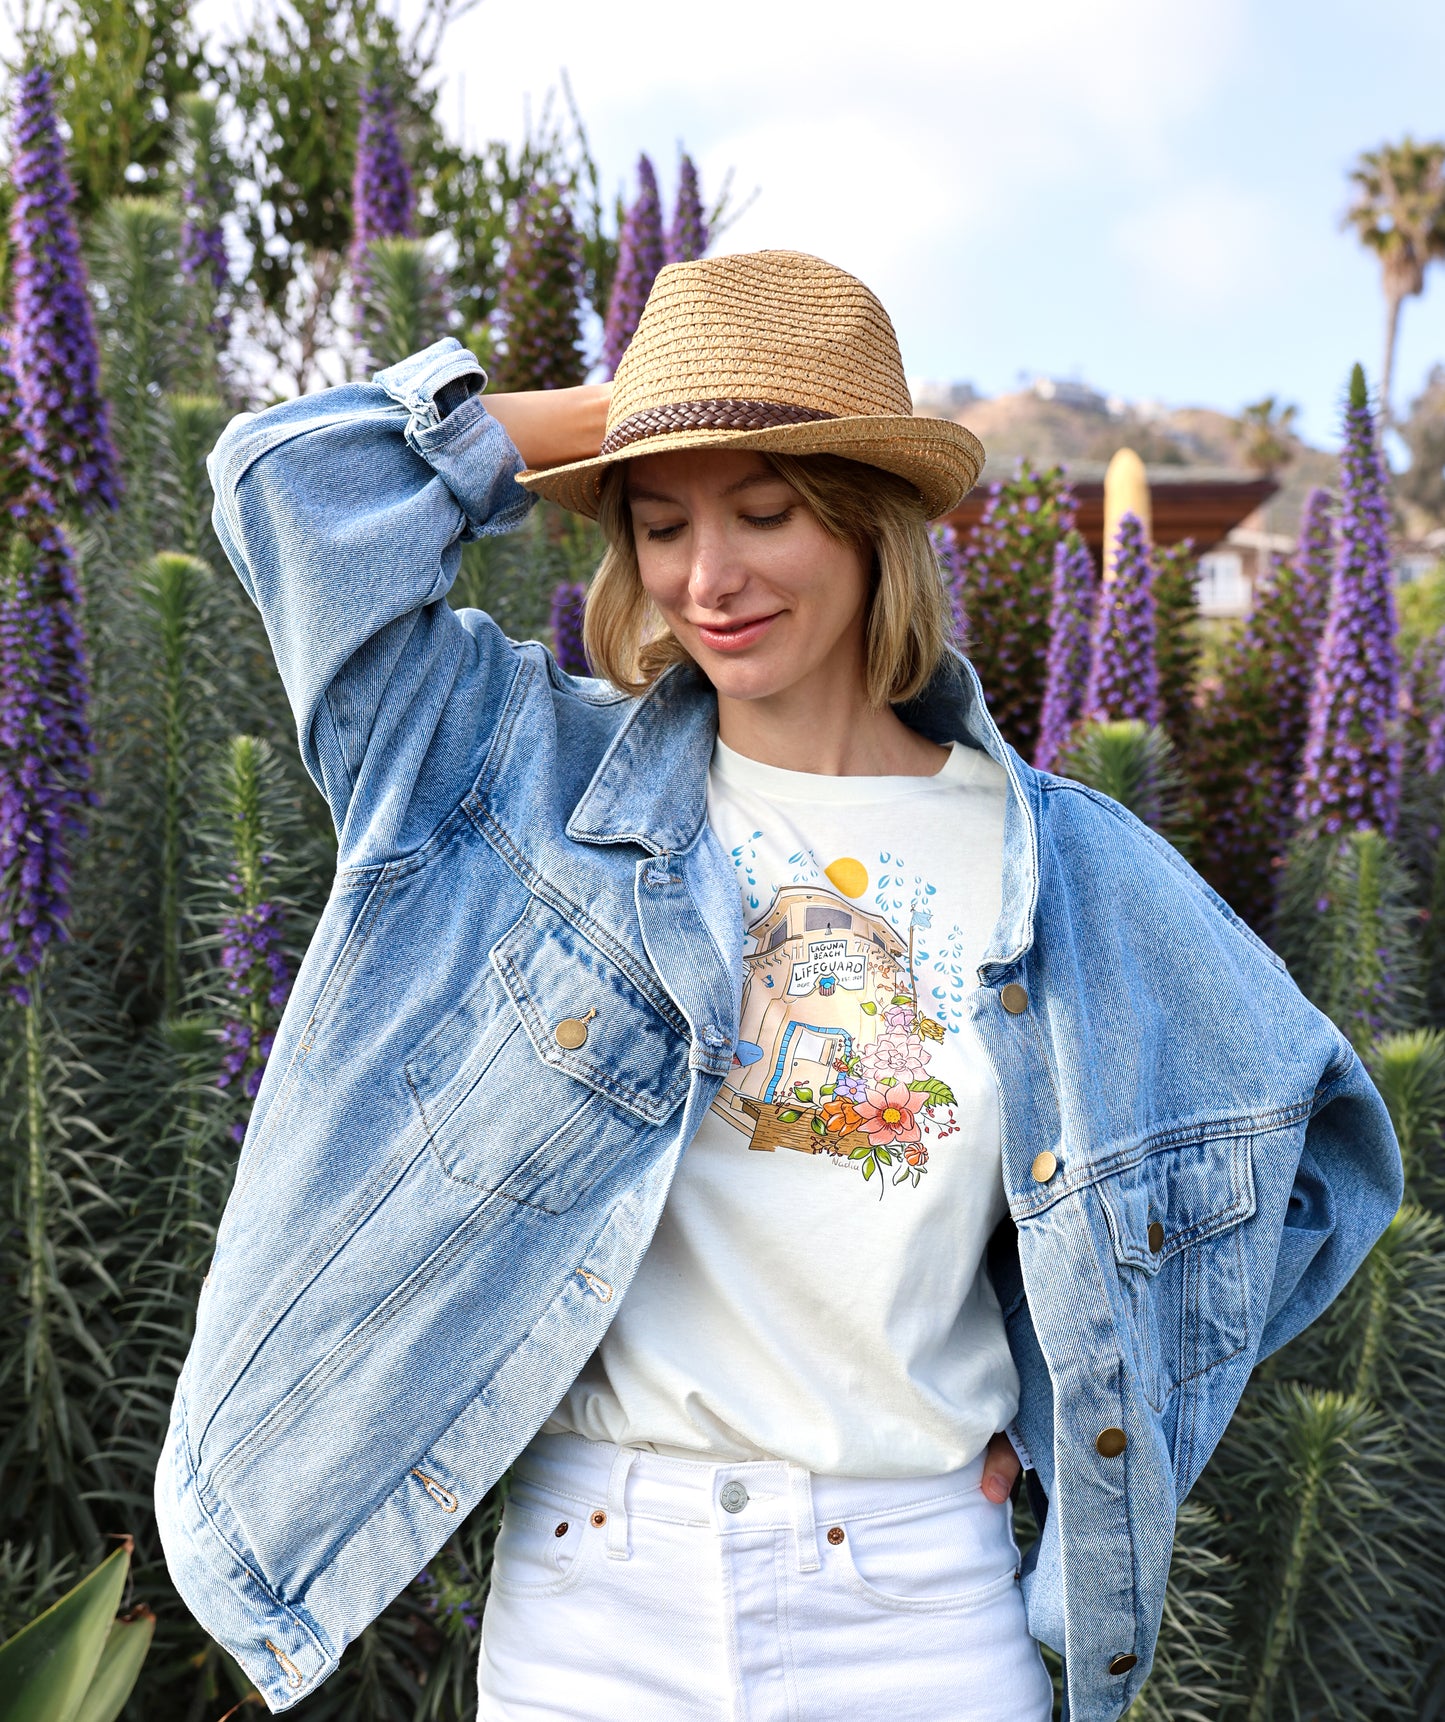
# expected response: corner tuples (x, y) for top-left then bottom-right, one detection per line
(694, 613), (780, 652)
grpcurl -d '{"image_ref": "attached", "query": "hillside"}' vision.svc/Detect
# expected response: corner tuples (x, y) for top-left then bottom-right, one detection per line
(922, 385), (1338, 537)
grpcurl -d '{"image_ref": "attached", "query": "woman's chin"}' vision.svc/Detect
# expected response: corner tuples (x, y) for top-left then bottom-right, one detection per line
(695, 654), (799, 704)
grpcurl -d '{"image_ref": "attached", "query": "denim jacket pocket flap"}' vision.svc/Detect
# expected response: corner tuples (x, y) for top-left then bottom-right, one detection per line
(491, 896), (691, 1126)
(1098, 1131), (1256, 1276)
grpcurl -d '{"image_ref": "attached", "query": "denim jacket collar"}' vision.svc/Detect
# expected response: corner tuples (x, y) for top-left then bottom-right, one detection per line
(565, 646), (1042, 978)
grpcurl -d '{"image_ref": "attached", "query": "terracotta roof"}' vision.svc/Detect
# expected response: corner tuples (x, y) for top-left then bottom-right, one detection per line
(941, 468), (1279, 559)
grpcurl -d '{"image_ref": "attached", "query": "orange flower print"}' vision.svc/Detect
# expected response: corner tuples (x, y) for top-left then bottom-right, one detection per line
(857, 1083), (925, 1146)
(821, 1096), (863, 1135)
(904, 1142), (929, 1167)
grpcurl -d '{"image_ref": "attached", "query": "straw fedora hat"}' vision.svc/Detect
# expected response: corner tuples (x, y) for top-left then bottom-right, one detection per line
(514, 249), (985, 521)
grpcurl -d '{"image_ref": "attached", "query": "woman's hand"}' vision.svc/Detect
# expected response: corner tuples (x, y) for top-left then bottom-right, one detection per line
(981, 1429), (1022, 1504)
(485, 383), (612, 470)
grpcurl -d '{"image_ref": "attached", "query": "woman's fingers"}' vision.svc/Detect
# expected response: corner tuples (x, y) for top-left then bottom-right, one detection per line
(981, 1429), (1022, 1504)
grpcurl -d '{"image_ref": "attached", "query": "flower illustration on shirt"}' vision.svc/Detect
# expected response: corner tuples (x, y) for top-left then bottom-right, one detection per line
(710, 876), (957, 1196)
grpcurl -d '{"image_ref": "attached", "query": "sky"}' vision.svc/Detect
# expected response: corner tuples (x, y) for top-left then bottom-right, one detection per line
(407, 0), (1445, 450)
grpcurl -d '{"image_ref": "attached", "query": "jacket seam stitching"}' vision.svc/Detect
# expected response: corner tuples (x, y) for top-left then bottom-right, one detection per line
(1018, 1101), (1308, 1212)
(1041, 777), (1288, 973)
(466, 805), (690, 1039)
(224, 867), (397, 1215)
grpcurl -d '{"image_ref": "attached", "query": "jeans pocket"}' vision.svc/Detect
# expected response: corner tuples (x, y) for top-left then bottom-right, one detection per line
(489, 1493), (596, 1598)
(831, 1491), (1021, 1615)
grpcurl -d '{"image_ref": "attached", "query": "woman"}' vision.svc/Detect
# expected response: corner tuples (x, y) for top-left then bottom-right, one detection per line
(157, 251), (1400, 1722)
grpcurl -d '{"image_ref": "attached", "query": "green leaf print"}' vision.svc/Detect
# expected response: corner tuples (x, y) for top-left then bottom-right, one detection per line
(909, 1077), (957, 1107)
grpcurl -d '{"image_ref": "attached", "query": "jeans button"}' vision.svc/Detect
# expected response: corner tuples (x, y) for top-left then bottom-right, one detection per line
(719, 1480), (749, 1514)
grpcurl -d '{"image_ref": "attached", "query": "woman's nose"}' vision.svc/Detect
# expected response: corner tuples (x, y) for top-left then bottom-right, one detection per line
(687, 524), (747, 610)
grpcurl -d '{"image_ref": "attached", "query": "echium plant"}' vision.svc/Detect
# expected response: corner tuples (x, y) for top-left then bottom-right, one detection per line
(1151, 537), (1200, 745)
(1082, 512), (1160, 725)
(1034, 528), (1095, 771)
(491, 181), (586, 392)
(667, 153), (708, 264)
(350, 76), (414, 344)
(213, 737), (294, 1144)
(8, 63), (119, 514)
(1294, 366), (1400, 839)
(176, 94), (231, 346)
(602, 154), (664, 375)
(948, 460), (1074, 761)
(548, 580), (589, 676)
(0, 528), (93, 1004)
(1188, 491), (1334, 930)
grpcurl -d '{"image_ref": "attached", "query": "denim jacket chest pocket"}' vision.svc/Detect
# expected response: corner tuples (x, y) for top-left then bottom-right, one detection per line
(1094, 1130), (1257, 1418)
(404, 896), (691, 1214)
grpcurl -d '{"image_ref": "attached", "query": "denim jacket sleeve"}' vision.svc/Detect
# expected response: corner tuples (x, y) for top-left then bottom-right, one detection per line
(207, 338), (535, 864)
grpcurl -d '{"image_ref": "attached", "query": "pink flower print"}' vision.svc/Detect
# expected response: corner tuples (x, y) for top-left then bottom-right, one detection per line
(857, 1083), (925, 1146)
(860, 1033), (930, 1086)
(882, 1004), (914, 1030)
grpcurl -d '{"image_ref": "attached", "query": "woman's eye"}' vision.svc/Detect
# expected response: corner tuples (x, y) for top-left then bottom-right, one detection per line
(743, 507), (794, 529)
(644, 523), (685, 542)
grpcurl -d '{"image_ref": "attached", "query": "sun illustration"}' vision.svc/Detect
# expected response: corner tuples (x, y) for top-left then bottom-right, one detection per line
(824, 857), (869, 898)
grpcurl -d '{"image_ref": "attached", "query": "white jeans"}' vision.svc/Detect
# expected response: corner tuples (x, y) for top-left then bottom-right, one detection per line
(477, 1431), (1053, 1721)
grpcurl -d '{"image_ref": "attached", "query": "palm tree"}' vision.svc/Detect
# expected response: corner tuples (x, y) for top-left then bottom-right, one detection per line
(1345, 137), (1445, 421)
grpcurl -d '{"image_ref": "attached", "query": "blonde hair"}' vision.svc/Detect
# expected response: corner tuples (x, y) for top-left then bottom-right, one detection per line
(581, 452), (953, 708)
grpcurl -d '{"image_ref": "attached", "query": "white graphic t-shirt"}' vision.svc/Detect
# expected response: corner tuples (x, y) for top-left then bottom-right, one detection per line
(544, 736), (1020, 1477)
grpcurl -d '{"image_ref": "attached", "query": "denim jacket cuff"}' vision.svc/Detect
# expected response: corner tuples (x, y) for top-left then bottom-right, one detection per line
(372, 337), (487, 433)
(372, 339), (533, 538)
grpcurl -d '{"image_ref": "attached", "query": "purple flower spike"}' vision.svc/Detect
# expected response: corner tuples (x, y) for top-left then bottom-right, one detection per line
(492, 181), (586, 392)
(1293, 367), (1400, 840)
(1189, 488), (1334, 927)
(216, 862), (293, 1111)
(948, 460), (1074, 761)
(350, 77), (414, 308)
(0, 525), (95, 1002)
(1423, 627), (1445, 778)
(602, 155), (665, 376)
(1082, 513), (1159, 725)
(667, 154), (708, 264)
(549, 581), (589, 676)
(8, 64), (120, 515)
(179, 98), (232, 343)
(1035, 530), (1096, 770)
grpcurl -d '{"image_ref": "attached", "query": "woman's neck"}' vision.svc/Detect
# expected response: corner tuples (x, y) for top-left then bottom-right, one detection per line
(715, 679), (948, 777)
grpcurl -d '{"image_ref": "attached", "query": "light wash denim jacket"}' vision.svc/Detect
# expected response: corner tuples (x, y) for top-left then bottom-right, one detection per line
(155, 340), (1402, 1720)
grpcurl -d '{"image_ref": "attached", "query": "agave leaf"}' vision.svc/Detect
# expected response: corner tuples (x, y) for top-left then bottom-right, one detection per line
(71, 1608), (154, 1722)
(0, 1542), (131, 1722)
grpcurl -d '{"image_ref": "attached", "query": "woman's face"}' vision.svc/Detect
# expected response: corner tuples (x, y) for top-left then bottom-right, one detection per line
(626, 448), (871, 706)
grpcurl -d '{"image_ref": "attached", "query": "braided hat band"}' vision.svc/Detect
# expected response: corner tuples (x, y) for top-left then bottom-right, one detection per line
(514, 250), (985, 521)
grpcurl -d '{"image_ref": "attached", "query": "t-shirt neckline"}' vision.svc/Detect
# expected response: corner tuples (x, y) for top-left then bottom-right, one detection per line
(709, 736), (986, 805)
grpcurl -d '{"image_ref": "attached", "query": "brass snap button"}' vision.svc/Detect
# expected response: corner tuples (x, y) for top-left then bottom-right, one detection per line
(1147, 1220), (1165, 1253)
(554, 1008), (596, 1050)
(589, 1508), (607, 1528)
(719, 1480), (749, 1514)
(826, 1525), (845, 1545)
(1031, 1150), (1058, 1184)
(554, 1521), (569, 1538)
(1108, 1654), (1138, 1676)
(1096, 1427), (1127, 1458)
(1000, 982), (1029, 1015)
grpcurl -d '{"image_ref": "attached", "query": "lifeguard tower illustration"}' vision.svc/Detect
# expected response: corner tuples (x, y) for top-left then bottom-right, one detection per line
(712, 883), (910, 1153)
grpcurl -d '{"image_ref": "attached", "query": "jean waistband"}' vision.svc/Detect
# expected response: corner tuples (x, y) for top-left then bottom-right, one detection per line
(512, 1430), (989, 1574)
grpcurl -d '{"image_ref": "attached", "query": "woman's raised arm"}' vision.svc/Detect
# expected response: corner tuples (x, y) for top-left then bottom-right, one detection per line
(207, 339), (604, 865)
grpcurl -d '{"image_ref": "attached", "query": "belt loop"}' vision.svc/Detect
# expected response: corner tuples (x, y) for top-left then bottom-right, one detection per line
(605, 1445), (636, 1561)
(788, 1462), (821, 1574)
